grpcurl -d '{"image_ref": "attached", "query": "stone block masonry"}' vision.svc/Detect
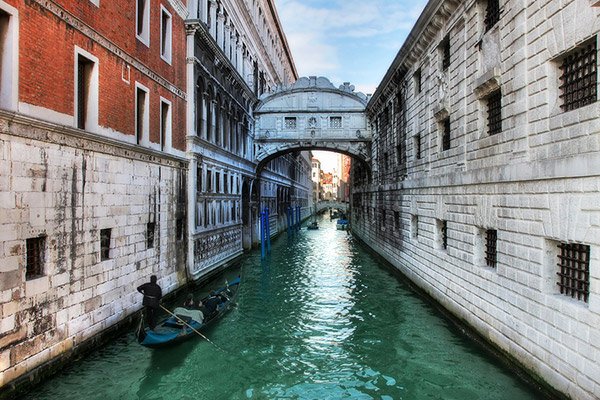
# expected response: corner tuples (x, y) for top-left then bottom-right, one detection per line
(0, 113), (188, 388)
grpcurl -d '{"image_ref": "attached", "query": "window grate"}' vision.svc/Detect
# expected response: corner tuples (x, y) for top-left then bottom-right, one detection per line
(100, 228), (111, 261)
(442, 118), (451, 151)
(441, 220), (448, 250)
(284, 117), (296, 129)
(487, 90), (502, 135)
(414, 69), (422, 94)
(26, 237), (45, 280)
(485, 229), (497, 267)
(556, 243), (590, 302)
(415, 134), (421, 159)
(330, 117), (342, 128)
(484, 0), (500, 32)
(559, 38), (597, 112)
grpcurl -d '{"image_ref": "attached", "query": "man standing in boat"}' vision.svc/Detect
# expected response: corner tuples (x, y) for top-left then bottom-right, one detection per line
(137, 275), (162, 330)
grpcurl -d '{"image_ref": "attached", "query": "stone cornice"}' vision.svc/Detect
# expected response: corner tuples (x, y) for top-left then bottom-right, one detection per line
(0, 110), (188, 168)
(368, 0), (461, 111)
(31, 0), (186, 101)
(166, 0), (188, 19)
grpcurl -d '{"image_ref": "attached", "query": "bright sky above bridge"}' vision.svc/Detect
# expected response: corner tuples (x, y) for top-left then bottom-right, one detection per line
(275, 0), (427, 95)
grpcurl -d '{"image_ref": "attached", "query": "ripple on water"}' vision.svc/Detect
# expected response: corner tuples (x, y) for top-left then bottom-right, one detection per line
(26, 215), (545, 400)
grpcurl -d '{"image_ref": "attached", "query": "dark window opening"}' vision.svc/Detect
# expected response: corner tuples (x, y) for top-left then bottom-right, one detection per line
(26, 236), (45, 280)
(559, 37), (597, 112)
(394, 211), (400, 232)
(136, 88), (146, 144)
(77, 56), (93, 130)
(414, 68), (422, 94)
(484, 0), (500, 32)
(147, 222), (155, 249)
(215, 172), (221, 193)
(485, 229), (497, 268)
(160, 102), (169, 151)
(137, 0), (146, 36)
(442, 118), (451, 151)
(207, 170), (212, 193)
(487, 90), (502, 135)
(161, 10), (170, 57)
(441, 37), (450, 71)
(100, 228), (111, 261)
(414, 134), (422, 159)
(556, 243), (590, 302)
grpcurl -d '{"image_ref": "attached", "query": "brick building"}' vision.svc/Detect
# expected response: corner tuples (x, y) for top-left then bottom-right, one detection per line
(0, 0), (190, 388)
(352, 0), (600, 398)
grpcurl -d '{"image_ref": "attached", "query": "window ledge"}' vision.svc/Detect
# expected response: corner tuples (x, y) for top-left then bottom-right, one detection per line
(473, 67), (501, 99)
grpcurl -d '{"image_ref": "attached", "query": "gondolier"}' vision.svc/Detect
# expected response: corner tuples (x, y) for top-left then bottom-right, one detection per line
(137, 275), (162, 330)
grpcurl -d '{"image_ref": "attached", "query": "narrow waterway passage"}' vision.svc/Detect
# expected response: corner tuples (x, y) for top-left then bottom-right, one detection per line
(27, 214), (547, 400)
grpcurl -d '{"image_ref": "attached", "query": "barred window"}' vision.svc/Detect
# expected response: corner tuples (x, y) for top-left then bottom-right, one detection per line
(484, 0), (500, 32)
(100, 228), (111, 261)
(330, 116), (342, 128)
(394, 211), (400, 231)
(559, 38), (597, 112)
(442, 118), (451, 151)
(412, 215), (418, 239)
(441, 37), (450, 71)
(26, 236), (45, 280)
(284, 117), (296, 129)
(556, 243), (590, 302)
(176, 218), (184, 241)
(147, 222), (155, 249)
(441, 220), (448, 250)
(485, 229), (497, 268)
(487, 90), (502, 135)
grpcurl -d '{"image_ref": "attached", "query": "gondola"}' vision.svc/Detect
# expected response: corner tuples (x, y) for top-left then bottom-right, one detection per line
(137, 277), (241, 348)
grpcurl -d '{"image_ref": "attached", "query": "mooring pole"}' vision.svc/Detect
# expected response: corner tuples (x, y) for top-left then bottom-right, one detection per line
(266, 207), (271, 254)
(296, 206), (301, 231)
(260, 209), (266, 259)
(287, 206), (292, 235)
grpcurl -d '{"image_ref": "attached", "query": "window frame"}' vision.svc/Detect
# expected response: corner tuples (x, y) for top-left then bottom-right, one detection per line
(74, 47), (99, 133)
(160, 5), (172, 64)
(136, 0), (150, 47)
(135, 82), (150, 145)
(0, 2), (18, 111)
(26, 236), (45, 280)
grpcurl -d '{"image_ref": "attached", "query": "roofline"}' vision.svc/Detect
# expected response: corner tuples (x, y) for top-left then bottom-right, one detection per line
(266, 0), (299, 80)
(367, 0), (448, 111)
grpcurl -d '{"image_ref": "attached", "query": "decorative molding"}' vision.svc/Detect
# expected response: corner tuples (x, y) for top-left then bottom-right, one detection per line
(473, 67), (502, 99)
(0, 110), (188, 168)
(166, 0), (188, 19)
(30, 0), (186, 100)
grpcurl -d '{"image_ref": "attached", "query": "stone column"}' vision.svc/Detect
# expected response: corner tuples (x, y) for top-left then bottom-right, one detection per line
(209, 0), (217, 38)
(186, 25), (197, 136)
(236, 39), (243, 74)
(224, 22), (231, 57)
(217, 11), (225, 50)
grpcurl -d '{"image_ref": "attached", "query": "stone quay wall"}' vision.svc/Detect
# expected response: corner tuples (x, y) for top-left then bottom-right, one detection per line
(0, 113), (188, 388)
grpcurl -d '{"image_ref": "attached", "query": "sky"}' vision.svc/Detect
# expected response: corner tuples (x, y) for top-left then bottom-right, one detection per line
(274, 0), (428, 95)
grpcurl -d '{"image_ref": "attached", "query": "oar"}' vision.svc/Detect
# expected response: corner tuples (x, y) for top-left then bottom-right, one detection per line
(159, 304), (226, 353)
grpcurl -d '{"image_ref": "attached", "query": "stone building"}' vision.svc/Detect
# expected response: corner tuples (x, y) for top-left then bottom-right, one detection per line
(184, 0), (312, 278)
(352, 0), (600, 398)
(0, 0), (310, 390)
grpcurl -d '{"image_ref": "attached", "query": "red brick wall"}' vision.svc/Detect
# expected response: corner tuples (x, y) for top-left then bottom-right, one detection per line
(14, 0), (187, 151)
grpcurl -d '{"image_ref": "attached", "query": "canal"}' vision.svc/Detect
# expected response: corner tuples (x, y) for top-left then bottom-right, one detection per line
(26, 213), (548, 400)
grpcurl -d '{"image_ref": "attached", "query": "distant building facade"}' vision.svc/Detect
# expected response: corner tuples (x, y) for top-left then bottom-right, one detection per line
(352, 1), (600, 399)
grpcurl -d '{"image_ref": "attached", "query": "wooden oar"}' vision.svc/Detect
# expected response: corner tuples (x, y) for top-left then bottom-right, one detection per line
(159, 304), (226, 353)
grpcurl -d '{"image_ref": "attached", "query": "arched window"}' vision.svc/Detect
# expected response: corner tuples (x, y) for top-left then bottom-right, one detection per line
(207, 85), (214, 142)
(215, 93), (222, 145)
(195, 77), (205, 137)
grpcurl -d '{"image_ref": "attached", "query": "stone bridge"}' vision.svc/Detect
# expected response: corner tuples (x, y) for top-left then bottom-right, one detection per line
(253, 77), (372, 171)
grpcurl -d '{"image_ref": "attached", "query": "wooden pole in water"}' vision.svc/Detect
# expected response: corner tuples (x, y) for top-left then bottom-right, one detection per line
(159, 305), (226, 352)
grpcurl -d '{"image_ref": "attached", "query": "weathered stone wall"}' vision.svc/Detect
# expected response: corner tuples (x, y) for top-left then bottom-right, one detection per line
(0, 114), (188, 387)
(357, 0), (600, 399)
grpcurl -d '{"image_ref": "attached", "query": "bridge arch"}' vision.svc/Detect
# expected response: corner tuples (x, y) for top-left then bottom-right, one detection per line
(253, 76), (372, 173)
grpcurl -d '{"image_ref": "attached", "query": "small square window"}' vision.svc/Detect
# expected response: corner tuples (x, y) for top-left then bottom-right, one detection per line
(556, 242), (590, 302)
(284, 117), (296, 129)
(100, 228), (111, 261)
(486, 90), (502, 135)
(559, 37), (597, 112)
(442, 118), (451, 151)
(26, 236), (45, 280)
(330, 117), (342, 128)
(147, 222), (155, 249)
(485, 229), (497, 268)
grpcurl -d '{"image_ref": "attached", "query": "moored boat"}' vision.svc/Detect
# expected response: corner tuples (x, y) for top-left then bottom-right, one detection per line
(137, 277), (240, 348)
(336, 219), (349, 230)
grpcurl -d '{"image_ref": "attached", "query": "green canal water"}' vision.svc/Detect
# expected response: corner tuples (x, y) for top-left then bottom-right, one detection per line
(26, 214), (548, 400)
